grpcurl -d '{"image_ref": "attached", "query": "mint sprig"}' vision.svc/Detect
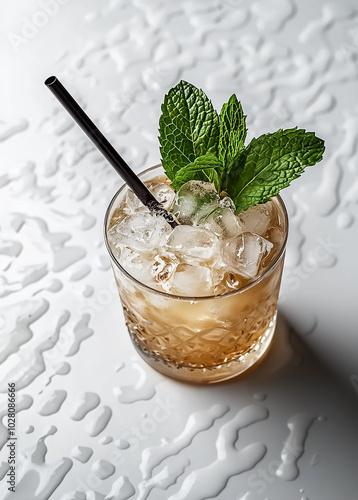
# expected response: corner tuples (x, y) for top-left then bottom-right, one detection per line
(171, 153), (224, 192)
(158, 81), (325, 212)
(219, 94), (246, 170)
(226, 128), (325, 212)
(158, 80), (220, 181)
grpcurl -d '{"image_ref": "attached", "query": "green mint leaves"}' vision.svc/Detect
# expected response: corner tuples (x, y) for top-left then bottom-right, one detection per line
(218, 94), (247, 170)
(171, 154), (224, 192)
(227, 128), (325, 212)
(159, 80), (220, 181)
(159, 81), (325, 213)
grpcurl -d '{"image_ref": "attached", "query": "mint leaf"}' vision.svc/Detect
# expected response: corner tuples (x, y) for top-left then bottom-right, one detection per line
(219, 94), (246, 169)
(159, 81), (219, 181)
(227, 128), (325, 213)
(158, 81), (325, 213)
(171, 154), (224, 192)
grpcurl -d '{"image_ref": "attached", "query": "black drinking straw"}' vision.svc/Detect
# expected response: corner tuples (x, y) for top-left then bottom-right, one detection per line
(44, 76), (177, 228)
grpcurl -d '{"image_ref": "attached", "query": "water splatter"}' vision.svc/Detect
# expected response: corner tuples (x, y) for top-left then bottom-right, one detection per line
(70, 265), (91, 281)
(99, 435), (113, 445)
(115, 439), (130, 450)
(115, 361), (125, 372)
(105, 475), (135, 499)
(21, 216), (86, 272)
(0, 310), (70, 391)
(140, 403), (229, 479)
(169, 405), (268, 500)
(276, 412), (315, 481)
(113, 362), (155, 404)
(96, 255), (111, 271)
(38, 390), (67, 416)
(70, 392), (100, 421)
(337, 212), (354, 229)
(52, 208), (96, 231)
(253, 393), (266, 401)
(58, 491), (87, 500)
(86, 406), (113, 437)
(66, 314), (94, 356)
(71, 446), (93, 463)
(0, 119), (28, 141)
(91, 459), (115, 480)
(34, 278), (63, 295)
(0, 299), (49, 364)
(251, 0), (295, 33)
(40, 108), (74, 136)
(45, 362), (71, 386)
(31, 426), (58, 465)
(138, 459), (189, 500)
(310, 453), (320, 466)
(82, 285), (94, 297)
(2, 426), (72, 498)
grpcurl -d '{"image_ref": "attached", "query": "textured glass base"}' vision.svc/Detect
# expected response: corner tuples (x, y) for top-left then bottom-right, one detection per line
(131, 314), (277, 384)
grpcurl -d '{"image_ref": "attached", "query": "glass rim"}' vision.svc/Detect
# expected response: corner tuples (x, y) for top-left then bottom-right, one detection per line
(104, 164), (289, 301)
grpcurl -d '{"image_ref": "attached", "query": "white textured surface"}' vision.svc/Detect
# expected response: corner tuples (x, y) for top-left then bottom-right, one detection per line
(1, 0), (358, 499)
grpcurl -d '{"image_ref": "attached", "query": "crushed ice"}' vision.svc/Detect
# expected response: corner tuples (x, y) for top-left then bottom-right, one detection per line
(108, 179), (282, 295)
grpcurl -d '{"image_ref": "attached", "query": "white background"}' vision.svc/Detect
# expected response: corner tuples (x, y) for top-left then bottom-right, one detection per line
(1, 1), (358, 499)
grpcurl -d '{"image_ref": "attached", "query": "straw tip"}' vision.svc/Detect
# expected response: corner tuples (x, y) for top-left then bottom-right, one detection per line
(45, 76), (57, 86)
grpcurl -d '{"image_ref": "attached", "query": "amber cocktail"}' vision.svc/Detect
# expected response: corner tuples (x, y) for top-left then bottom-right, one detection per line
(104, 165), (288, 383)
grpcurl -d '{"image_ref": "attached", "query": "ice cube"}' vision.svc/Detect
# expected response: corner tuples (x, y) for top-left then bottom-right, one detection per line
(223, 271), (241, 289)
(166, 225), (219, 263)
(238, 201), (275, 236)
(116, 246), (154, 285)
(147, 181), (175, 210)
(151, 254), (178, 287)
(170, 264), (213, 296)
(115, 247), (177, 291)
(108, 213), (172, 254)
(223, 232), (274, 279)
(265, 226), (284, 246)
(200, 207), (242, 238)
(124, 181), (175, 214)
(124, 189), (149, 215)
(169, 180), (220, 224)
